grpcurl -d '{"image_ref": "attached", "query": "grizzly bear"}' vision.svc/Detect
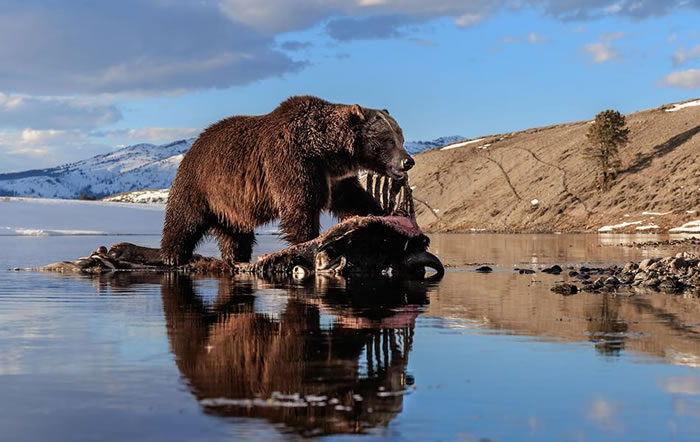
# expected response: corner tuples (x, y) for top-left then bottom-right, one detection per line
(161, 95), (415, 265)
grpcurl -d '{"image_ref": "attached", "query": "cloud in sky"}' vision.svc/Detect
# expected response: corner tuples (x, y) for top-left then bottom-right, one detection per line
(581, 32), (625, 63)
(657, 69), (700, 89)
(216, 0), (697, 34)
(499, 32), (549, 45)
(672, 44), (700, 66)
(93, 127), (201, 142)
(582, 42), (622, 63)
(0, 0), (305, 96)
(0, 93), (121, 131)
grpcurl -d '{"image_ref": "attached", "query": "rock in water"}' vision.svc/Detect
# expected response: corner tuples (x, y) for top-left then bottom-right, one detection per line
(551, 283), (578, 295)
(541, 265), (563, 275)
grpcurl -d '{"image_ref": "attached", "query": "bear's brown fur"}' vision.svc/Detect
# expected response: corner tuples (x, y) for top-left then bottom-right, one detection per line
(161, 95), (414, 265)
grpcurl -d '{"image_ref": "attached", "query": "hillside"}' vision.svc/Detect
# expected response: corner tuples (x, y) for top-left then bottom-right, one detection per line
(410, 99), (700, 233)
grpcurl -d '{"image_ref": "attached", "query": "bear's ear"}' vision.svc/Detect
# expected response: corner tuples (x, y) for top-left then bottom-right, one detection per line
(382, 108), (390, 115)
(348, 104), (365, 123)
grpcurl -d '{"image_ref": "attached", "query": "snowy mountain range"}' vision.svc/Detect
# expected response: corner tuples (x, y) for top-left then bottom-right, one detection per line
(404, 135), (464, 154)
(0, 136), (463, 199)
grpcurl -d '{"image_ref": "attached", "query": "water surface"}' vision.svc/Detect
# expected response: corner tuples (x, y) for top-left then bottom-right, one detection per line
(1, 233), (699, 441)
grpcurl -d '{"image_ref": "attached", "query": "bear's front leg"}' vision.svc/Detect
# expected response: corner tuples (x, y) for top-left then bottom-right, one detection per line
(279, 207), (321, 245)
(329, 176), (385, 219)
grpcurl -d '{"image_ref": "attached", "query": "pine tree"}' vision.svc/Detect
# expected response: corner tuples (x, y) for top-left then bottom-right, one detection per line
(584, 109), (630, 190)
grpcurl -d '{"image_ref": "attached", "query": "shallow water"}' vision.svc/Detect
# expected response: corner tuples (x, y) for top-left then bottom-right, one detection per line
(1, 233), (699, 441)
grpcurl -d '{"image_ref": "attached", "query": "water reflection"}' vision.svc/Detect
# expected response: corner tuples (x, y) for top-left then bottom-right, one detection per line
(428, 272), (700, 364)
(159, 274), (435, 436)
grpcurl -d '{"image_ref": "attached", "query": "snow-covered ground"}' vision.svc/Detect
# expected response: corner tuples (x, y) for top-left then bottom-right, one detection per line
(598, 221), (642, 232)
(440, 138), (484, 151)
(0, 197), (338, 237)
(665, 99), (700, 112)
(104, 189), (169, 204)
(670, 220), (700, 233)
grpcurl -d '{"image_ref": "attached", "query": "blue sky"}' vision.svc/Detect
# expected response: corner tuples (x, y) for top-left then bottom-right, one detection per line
(0, 0), (699, 172)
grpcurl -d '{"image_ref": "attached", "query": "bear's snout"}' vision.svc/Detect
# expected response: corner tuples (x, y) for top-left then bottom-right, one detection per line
(401, 156), (415, 171)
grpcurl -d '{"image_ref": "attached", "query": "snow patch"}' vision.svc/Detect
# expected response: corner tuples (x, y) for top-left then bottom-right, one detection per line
(476, 143), (491, 150)
(636, 224), (659, 231)
(104, 189), (169, 204)
(670, 220), (700, 233)
(642, 211), (673, 216)
(440, 138), (484, 151)
(531, 199), (539, 206)
(666, 100), (700, 112)
(598, 221), (642, 232)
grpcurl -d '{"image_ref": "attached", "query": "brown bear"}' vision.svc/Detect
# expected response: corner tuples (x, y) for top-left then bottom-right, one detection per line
(161, 95), (415, 265)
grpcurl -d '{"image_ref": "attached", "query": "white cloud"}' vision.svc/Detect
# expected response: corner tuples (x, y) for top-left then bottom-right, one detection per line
(582, 42), (622, 63)
(600, 31), (625, 41)
(455, 12), (488, 28)
(0, 1), (303, 95)
(672, 44), (700, 66)
(657, 69), (700, 89)
(604, 3), (623, 14)
(527, 32), (549, 44)
(95, 127), (201, 142)
(0, 93), (121, 130)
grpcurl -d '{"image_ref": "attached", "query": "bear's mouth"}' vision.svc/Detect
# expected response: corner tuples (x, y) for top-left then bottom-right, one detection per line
(386, 166), (406, 180)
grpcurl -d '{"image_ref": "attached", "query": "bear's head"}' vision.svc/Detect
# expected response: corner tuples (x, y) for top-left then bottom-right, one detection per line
(349, 105), (415, 181)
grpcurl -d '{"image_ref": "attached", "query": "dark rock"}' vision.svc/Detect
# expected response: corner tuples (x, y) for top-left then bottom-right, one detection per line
(519, 269), (536, 275)
(622, 262), (638, 273)
(551, 283), (578, 295)
(569, 271), (579, 277)
(659, 278), (684, 293)
(604, 277), (620, 286)
(542, 265), (563, 275)
(670, 258), (687, 271)
(639, 258), (660, 271)
(475, 266), (493, 273)
(643, 278), (661, 287)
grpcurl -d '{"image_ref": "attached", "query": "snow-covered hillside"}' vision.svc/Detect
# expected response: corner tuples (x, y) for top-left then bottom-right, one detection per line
(0, 139), (194, 199)
(0, 135), (465, 199)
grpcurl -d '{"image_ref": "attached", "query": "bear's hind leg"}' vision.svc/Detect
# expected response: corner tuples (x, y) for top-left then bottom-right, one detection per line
(211, 225), (256, 263)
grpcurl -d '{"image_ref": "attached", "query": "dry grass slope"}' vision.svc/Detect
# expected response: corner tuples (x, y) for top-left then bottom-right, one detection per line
(410, 100), (700, 232)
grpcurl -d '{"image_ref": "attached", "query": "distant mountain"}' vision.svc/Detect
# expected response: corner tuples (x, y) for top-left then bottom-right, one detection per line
(0, 136), (461, 199)
(404, 136), (464, 154)
(0, 139), (194, 199)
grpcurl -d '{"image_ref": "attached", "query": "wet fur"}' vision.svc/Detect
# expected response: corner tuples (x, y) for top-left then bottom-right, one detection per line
(161, 95), (412, 265)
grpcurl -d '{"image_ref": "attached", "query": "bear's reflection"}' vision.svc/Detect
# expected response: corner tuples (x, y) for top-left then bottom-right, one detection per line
(160, 274), (433, 436)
